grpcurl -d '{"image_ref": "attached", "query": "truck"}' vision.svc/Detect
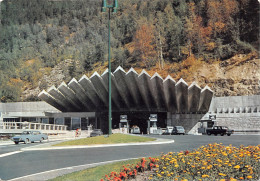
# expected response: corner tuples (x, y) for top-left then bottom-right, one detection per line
(206, 126), (234, 136)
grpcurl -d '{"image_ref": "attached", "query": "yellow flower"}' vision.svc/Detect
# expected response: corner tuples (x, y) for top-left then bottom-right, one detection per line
(220, 179), (225, 181)
(217, 159), (222, 163)
(201, 167), (205, 169)
(163, 167), (167, 170)
(239, 177), (244, 179)
(161, 172), (165, 174)
(219, 173), (226, 176)
(207, 165), (212, 169)
(157, 174), (162, 177)
(202, 175), (209, 178)
(167, 174), (171, 176)
(234, 165), (240, 169)
(247, 175), (253, 179)
(175, 165), (179, 168)
(230, 178), (237, 181)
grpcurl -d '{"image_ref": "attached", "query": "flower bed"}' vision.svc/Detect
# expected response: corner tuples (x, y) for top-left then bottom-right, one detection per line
(101, 143), (260, 181)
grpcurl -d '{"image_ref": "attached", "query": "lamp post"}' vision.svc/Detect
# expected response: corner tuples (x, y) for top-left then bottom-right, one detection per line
(102, 0), (118, 135)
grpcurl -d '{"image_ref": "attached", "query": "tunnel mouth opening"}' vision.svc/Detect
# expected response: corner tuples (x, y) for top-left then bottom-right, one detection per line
(112, 111), (167, 134)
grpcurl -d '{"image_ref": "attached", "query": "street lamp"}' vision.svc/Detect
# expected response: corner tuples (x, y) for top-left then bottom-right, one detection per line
(102, 0), (118, 135)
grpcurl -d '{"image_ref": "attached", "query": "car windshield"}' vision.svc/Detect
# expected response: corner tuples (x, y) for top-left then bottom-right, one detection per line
(22, 131), (30, 135)
(176, 126), (184, 129)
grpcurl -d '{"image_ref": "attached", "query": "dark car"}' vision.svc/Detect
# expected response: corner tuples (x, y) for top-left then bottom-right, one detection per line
(172, 126), (185, 135)
(90, 129), (103, 137)
(206, 126), (234, 136)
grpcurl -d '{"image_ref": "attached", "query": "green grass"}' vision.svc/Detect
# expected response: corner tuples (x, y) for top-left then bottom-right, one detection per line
(49, 159), (141, 181)
(53, 133), (156, 146)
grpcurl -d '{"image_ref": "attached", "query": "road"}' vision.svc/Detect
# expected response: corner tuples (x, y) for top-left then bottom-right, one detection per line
(0, 135), (259, 180)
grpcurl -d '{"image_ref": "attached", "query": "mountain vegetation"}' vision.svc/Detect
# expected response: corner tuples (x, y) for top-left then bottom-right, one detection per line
(0, 0), (259, 102)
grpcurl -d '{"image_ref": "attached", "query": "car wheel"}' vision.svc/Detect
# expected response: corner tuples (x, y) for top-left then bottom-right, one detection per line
(24, 138), (30, 144)
(207, 132), (211, 135)
(227, 134), (231, 136)
(221, 133), (224, 136)
(214, 134), (218, 136)
(15, 142), (19, 145)
(40, 137), (44, 143)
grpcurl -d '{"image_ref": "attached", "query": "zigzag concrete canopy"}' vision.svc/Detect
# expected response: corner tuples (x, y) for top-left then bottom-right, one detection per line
(39, 67), (213, 113)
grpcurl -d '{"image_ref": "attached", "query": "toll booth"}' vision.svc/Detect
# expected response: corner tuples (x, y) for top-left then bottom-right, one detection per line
(147, 114), (158, 134)
(119, 115), (129, 134)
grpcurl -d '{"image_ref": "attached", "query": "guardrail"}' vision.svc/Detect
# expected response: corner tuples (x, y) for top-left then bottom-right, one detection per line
(0, 122), (67, 134)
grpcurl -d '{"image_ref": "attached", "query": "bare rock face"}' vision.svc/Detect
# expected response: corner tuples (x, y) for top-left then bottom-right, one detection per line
(22, 59), (80, 101)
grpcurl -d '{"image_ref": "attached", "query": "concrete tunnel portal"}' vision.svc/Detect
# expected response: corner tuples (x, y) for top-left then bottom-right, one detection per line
(38, 66), (213, 134)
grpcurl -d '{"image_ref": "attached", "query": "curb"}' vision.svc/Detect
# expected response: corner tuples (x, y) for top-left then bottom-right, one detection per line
(21, 139), (175, 151)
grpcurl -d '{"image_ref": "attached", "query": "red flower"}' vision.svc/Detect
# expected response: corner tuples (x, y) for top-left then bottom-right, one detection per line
(100, 179), (104, 181)
(185, 150), (189, 155)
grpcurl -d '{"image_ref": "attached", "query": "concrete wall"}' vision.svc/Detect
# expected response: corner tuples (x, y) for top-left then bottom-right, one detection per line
(203, 95), (260, 132)
(167, 95), (260, 134)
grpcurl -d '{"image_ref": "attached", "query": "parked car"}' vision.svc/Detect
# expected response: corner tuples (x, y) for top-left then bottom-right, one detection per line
(162, 126), (174, 135)
(130, 125), (141, 134)
(206, 126), (234, 136)
(11, 131), (48, 144)
(90, 129), (103, 137)
(172, 126), (185, 135)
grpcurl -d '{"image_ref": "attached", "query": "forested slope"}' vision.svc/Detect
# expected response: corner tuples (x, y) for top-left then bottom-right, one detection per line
(0, 0), (259, 102)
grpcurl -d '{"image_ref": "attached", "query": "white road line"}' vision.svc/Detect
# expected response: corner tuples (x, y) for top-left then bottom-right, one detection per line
(9, 157), (143, 181)
(0, 151), (22, 158)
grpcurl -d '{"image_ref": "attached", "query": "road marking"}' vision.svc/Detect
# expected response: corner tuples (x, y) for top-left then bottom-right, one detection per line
(0, 151), (22, 158)
(9, 157), (143, 181)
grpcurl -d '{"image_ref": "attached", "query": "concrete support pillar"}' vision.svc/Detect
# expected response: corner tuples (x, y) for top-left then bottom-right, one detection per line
(137, 70), (155, 111)
(188, 82), (201, 113)
(198, 86), (213, 112)
(150, 73), (166, 111)
(163, 75), (177, 113)
(113, 66), (133, 109)
(125, 68), (144, 110)
(90, 72), (109, 108)
(176, 79), (188, 113)
(101, 69), (122, 110)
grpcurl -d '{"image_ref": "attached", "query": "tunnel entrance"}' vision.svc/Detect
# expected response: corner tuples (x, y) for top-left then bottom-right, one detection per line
(112, 111), (167, 134)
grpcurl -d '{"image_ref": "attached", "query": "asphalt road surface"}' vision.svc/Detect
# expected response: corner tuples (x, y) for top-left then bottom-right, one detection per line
(0, 135), (259, 180)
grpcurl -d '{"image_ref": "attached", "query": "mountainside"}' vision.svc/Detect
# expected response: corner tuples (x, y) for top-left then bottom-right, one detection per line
(0, 0), (259, 102)
(22, 53), (259, 101)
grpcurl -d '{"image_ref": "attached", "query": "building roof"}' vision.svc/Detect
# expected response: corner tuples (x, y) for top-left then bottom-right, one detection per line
(38, 67), (213, 113)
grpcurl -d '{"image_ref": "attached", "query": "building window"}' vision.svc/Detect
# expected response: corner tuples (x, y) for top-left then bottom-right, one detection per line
(55, 118), (64, 125)
(65, 117), (71, 130)
(41, 118), (49, 124)
(71, 117), (81, 130)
